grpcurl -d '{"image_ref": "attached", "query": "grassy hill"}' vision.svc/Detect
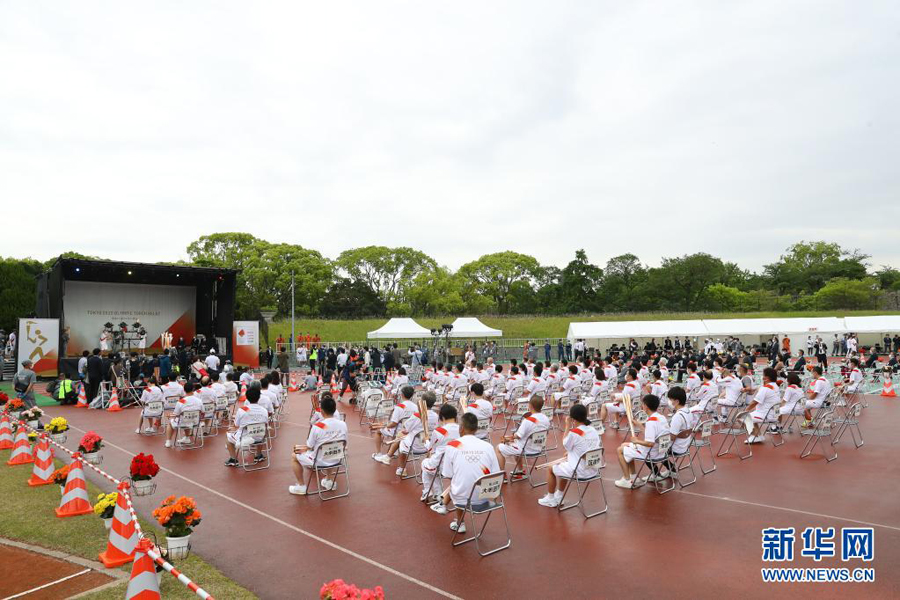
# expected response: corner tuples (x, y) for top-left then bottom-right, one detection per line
(264, 310), (899, 342)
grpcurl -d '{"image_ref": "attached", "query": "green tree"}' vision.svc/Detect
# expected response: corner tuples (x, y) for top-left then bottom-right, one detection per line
(598, 254), (647, 311)
(457, 252), (543, 314)
(812, 277), (880, 309)
(0, 258), (43, 330)
(764, 241), (869, 295)
(336, 246), (437, 307)
(405, 267), (466, 316)
(654, 253), (728, 310)
(320, 278), (386, 317)
(559, 250), (603, 313)
(704, 284), (749, 311)
(874, 266), (900, 290)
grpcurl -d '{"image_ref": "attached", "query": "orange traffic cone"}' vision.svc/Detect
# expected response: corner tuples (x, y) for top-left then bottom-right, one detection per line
(27, 436), (54, 486)
(289, 374), (299, 392)
(99, 481), (138, 567)
(881, 379), (896, 397)
(55, 457), (94, 517)
(124, 538), (161, 599)
(75, 384), (88, 408)
(0, 415), (13, 450)
(107, 388), (122, 412)
(330, 375), (339, 395)
(6, 426), (34, 465)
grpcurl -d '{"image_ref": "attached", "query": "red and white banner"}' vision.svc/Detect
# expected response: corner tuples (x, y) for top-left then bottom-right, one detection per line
(63, 281), (195, 356)
(232, 321), (259, 368)
(17, 318), (59, 377)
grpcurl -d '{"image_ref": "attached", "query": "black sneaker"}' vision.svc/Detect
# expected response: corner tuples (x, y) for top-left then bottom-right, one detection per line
(224, 458), (239, 467)
(254, 454), (265, 464)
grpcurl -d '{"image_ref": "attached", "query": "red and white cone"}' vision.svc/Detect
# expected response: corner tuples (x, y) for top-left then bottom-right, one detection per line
(27, 435), (54, 486)
(55, 456), (94, 517)
(6, 426), (34, 465)
(124, 538), (161, 599)
(99, 481), (138, 567)
(75, 384), (88, 408)
(107, 388), (123, 412)
(881, 379), (896, 397)
(330, 374), (339, 395)
(0, 415), (13, 450)
(289, 374), (299, 392)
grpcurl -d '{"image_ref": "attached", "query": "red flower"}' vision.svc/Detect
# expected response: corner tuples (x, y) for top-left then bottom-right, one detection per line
(130, 453), (160, 480)
(78, 431), (103, 453)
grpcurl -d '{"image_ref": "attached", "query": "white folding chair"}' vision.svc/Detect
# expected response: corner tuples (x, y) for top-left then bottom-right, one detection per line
(136, 400), (164, 436)
(507, 428), (549, 488)
(689, 418), (716, 475)
(312, 440), (350, 500)
(451, 472), (511, 557)
(557, 447), (607, 518)
(174, 410), (203, 450)
(238, 423), (270, 471)
(800, 409), (838, 462)
(633, 433), (676, 494)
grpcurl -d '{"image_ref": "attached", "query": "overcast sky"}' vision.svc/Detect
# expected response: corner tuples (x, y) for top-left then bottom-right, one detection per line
(1, 1), (898, 273)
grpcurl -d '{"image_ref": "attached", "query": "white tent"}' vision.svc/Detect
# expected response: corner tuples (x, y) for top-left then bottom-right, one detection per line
(449, 317), (502, 338)
(842, 315), (900, 333)
(703, 317), (845, 336)
(367, 318), (432, 339)
(566, 320), (707, 341)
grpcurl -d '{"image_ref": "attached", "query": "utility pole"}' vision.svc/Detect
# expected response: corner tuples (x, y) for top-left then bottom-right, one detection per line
(291, 270), (295, 358)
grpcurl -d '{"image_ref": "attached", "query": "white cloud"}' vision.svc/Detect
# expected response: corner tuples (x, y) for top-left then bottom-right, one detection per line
(1, 1), (897, 272)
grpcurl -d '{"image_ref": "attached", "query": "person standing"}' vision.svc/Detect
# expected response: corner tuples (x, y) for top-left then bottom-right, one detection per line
(544, 341), (551, 362)
(265, 346), (274, 369)
(14, 359), (37, 409)
(86, 348), (103, 402)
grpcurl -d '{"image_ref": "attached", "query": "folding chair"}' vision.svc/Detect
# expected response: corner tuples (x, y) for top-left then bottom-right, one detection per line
(716, 410), (753, 460)
(136, 400), (164, 436)
(451, 472), (511, 557)
(502, 399), (531, 436)
(237, 423), (270, 471)
(633, 433), (676, 494)
(174, 410), (204, 450)
(557, 447), (607, 518)
(800, 409), (838, 462)
(312, 440), (350, 501)
(201, 398), (218, 436)
(490, 394), (507, 431)
(540, 401), (560, 451)
(688, 418), (716, 475)
(831, 401), (863, 449)
(507, 428), (549, 487)
(358, 389), (383, 426)
(400, 432), (429, 481)
(215, 395), (230, 428)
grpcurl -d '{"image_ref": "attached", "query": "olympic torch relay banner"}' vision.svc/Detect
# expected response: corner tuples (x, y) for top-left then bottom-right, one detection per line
(233, 321), (260, 368)
(64, 281), (196, 356)
(17, 318), (59, 377)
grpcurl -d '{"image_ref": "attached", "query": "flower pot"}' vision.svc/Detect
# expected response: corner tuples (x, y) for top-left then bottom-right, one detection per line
(50, 432), (67, 444)
(103, 517), (113, 530)
(27, 420), (39, 429)
(166, 535), (191, 560)
(9, 411), (21, 422)
(82, 451), (102, 465)
(132, 478), (156, 496)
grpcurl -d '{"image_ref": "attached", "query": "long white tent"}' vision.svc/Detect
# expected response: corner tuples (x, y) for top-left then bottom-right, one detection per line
(566, 320), (707, 340)
(449, 317), (502, 338)
(367, 318), (431, 339)
(702, 317), (845, 336)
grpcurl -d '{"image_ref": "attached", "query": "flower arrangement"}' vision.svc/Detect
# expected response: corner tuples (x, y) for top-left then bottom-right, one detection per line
(51, 464), (72, 486)
(153, 496), (202, 538)
(27, 431), (38, 442)
(22, 407), (43, 421)
(94, 492), (118, 519)
(320, 579), (385, 600)
(130, 453), (160, 481)
(78, 431), (103, 453)
(6, 398), (25, 412)
(0, 391), (8, 405)
(46, 417), (69, 434)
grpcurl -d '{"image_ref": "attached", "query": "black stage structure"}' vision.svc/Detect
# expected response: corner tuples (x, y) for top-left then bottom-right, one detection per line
(36, 257), (238, 375)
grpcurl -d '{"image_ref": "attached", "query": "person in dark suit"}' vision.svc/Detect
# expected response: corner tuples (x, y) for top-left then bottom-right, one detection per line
(86, 348), (103, 401)
(791, 350), (807, 372)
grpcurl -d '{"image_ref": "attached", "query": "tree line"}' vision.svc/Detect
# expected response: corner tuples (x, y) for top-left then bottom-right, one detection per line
(0, 238), (896, 330)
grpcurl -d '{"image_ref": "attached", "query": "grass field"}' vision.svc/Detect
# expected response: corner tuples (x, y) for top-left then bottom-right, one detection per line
(0, 448), (256, 599)
(266, 310), (900, 342)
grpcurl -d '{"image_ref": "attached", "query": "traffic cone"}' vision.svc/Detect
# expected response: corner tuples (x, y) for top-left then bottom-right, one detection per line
(107, 388), (122, 412)
(289, 374), (299, 392)
(6, 426), (34, 465)
(124, 538), (161, 599)
(55, 457), (94, 517)
(330, 375), (339, 395)
(881, 379), (896, 397)
(27, 436), (54, 486)
(99, 481), (138, 567)
(0, 415), (13, 450)
(75, 384), (88, 408)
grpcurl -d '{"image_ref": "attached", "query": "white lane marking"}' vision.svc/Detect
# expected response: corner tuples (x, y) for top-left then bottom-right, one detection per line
(3, 568), (92, 599)
(66, 424), (461, 600)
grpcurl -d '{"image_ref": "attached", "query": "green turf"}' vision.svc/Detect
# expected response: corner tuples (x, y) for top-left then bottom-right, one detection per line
(265, 310), (900, 343)
(0, 381), (63, 407)
(0, 449), (257, 599)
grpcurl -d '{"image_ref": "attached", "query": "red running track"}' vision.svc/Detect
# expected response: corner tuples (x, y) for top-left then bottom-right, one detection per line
(35, 390), (900, 599)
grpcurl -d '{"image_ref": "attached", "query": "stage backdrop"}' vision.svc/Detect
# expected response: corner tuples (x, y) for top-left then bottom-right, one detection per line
(232, 321), (260, 368)
(17, 318), (59, 377)
(64, 281), (196, 356)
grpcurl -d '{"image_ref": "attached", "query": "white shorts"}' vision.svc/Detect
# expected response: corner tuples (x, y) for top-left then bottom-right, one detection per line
(552, 462), (598, 480)
(295, 451), (339, 469)
(779, 404), (804, 416)
(805, 399), (824, 410)
(379, 427), (396, 439)
(751, 406), (776, 422)
(142, 410), (162, 419)
(422, 455), (442, 473)
(605, 401), (626, 414)
(622, 442), (648, 463)
(718, 397), (740, 407)
(497, 442), (522, 457)
(399, 436), (426, 455)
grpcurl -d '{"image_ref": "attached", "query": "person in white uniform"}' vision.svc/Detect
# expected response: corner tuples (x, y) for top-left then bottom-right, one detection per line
(431, 413), (501, 535)
(420, 403), (460, 503)
(464, 383), (493, 440)
(135, 376), (164, 434)
(224, 386), (270, 466)
(745, 367), (782, 443)
(599, 368), (641, 432)
(496, 395), (550, 480)
(289, 395), (348, 495)
(371, 386), (417, 464)
(777, 372), (805, 427)
(164, 381), (203, 448)
(537, 404), (601, 507)
(803, 365), (832, 425)
(666, 387), (698, 458)
(393, 392), (439, 478)
(614, 394), (669, 489)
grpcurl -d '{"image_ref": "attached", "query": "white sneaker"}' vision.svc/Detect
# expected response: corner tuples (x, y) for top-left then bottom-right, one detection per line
(164, 440), (172, 448)
(450, 520), (466, 534)
(288, 484), (308, 496)
(395, 467), (405, 476)
(177, 437), (192, 445)
(538, 495), (561, 508)
(134, 428), (142, 434)
(597, 425), (606, 435)
(144, 427), (155, 434)
(430, 503), (448, 515)
(614, 477), (635, 489)
(320, 478), (335, 491)
(374, 454), (391, 465)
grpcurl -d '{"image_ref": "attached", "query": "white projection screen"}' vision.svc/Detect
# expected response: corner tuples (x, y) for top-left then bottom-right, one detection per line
(64, 280), (196, 356)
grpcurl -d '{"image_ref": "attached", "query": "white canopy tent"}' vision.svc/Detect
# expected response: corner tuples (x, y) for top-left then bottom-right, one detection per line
(702, 317), (846, 336)
(566, 320), (707, 341)
(842, 315), (900, 333)
(366, 318), (432, 339)
(449, 317), (502, 338)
